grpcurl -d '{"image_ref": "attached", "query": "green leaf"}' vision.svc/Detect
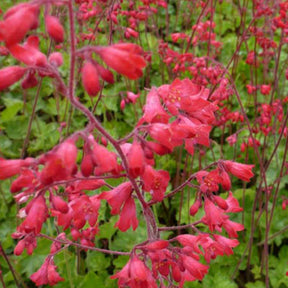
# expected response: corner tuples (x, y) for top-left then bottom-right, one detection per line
(85, 251), (110, 272)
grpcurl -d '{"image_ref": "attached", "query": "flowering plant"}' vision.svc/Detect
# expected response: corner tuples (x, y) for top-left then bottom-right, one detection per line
(0, 0), (287, 288)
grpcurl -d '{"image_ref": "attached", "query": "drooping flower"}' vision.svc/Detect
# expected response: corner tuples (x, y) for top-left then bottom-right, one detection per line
(179, 254), (209, 281)
(48, 52), (63, 67)
(0, 157), (34, 180)
(142, 165), (170, 202)
(115, 196), (138, 232)
(50, 194), (69, 214)
(148, 123), (182, 151)
(90, 139), (120, 175)
(222, 160), (254, 182)
(81, 61), (100, 97)
(0, 3), (39, 46)
(202, 197), (228, 232)
(222, 219), (244, 238)
(125, 140), (146, 178)
(137, 87), (170, 126)
(99, 182), (132, 215)
(213, 234), (239, 256)
(10, 169), (36, 193)
(39, 140), (78, 185)
(30, 258), (64, 286)
(225, 191), (243, 213)
(96, 43), (146, 79)
(0, 66), (27, 91)
(13, 234), (37, 255)
(21, 71), (38, 89)
(8, 36), (47, 66)
(111, 255), (157, 288)
(18, 195), (48, 234)
(70, 195), (101, 229)
(45, 15), (64, 43)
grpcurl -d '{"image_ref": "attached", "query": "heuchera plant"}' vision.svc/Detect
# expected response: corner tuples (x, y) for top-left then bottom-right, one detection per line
(0, 0), (260, 287)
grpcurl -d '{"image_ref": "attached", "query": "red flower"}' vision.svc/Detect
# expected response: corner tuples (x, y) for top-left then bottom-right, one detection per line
(70, 195), (101, 229)
(225, 191), (243, 213)
(142, 165), (170, 202)
(48, 52), (63, 67)
(30, 258), (64, 286)
(180, 254), (209, 281)
(81, 61), (100, 97)
(10, 169), (36, 193)
(45, 15), (64, 43)
(260, 84), (271, 95)
(99, 182), (132, 215)
(111, 256), (157, 288)
(39, 140), (78, 185)
(223, 160), (254, 182)
(0, 157), (34, 180)
(148, 123), (182, 151)
(176, 234), (202, 254)
(202, 198), (228, 232)
(198, 235), (225, 263)
(213, 234), (239, 256)
(8, 36), (47, 66)
(138, 87), (170, 125)
(125, 140), (146, 178)
(0, 66), (27, 91)
(90, 139), (120, 175)
(50, 194), (69, 214)
(158, 78), (209, 115)
(18, 195), (48, 234)
(115, 196), (138, 232)
(96, 43), (146, 79)
(0, 3), (39, 46)
(222, 219), (244, 238)
(13, 234), (37, 256)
